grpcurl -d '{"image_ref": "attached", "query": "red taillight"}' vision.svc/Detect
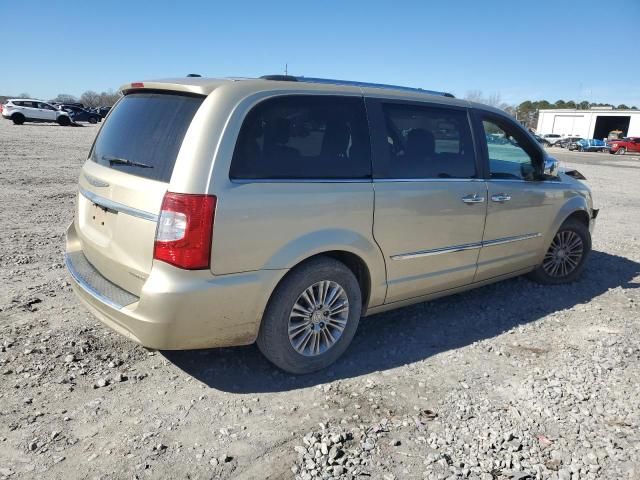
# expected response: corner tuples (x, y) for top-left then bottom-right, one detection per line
(131, 82), (144, 88)
(153, 192), (216, 270)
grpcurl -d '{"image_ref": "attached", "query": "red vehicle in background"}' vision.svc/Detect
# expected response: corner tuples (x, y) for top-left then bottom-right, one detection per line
(608, 137), (640, 155)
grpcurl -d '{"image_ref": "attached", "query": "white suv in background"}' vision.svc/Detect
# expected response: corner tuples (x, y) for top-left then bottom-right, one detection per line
(1, 99), (72, 126)
(541, 133), (562, 145)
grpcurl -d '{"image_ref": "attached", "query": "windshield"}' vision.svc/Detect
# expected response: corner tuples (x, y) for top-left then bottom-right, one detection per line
(89, 92), (204, 182)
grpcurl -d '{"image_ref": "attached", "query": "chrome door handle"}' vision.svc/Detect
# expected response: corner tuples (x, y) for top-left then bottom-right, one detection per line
(491, 193), (512, 202)
(462, 194), (485, 204)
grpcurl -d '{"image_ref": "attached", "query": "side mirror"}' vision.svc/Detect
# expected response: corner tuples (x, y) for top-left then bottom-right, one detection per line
(543, 157), (559, 176)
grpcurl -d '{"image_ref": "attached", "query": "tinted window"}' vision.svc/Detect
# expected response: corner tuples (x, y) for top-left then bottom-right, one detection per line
(90, 93), (203, 183)
(482, 118), (539, 180)
(230, 96), (371, 179)
(380, 103), (476, 179)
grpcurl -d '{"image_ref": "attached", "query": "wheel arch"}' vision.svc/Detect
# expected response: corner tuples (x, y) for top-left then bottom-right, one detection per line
(563, 209), (590, 228)
(268, 250), (374, 313)
(539, 195), (592, 264)
(257, 228), (387, 309)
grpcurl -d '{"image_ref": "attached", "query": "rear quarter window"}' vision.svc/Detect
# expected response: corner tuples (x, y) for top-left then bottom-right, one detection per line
(230, 95), (371, 180)
(89, 92), (204, 183)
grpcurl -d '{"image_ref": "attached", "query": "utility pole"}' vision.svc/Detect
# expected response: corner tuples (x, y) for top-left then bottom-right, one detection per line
(285, 63), (288, 76)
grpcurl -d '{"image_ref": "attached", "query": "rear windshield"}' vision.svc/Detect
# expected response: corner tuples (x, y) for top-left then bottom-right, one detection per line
(89, 92), (204, 183)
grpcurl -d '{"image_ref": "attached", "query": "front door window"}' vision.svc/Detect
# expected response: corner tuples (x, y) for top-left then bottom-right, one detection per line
(482, 119), (538, 180)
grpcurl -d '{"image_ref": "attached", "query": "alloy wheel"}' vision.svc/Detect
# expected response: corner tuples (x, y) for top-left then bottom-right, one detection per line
(288, 280), (349, 356)
(543, 230), (584, 278)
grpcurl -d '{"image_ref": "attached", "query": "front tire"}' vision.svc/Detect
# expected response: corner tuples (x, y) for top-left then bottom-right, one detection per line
(528, 219), (591, 285)
(257, 257), (362, 374)
(617, 147), (626, 155)
(57, 116), (71, 126)
(11, 113), (25, 125)
(88, 116), (98, 124)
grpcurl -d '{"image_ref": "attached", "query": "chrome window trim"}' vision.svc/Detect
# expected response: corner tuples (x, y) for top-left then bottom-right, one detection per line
(229, 178), (372, 184)
(488, 178), (565, 184)
(79, 187), (158, 222)
(391, 232), (542, 260)
(231, 178), (486, 184)
(64, 253), (125, 310)
(375, 178), (484, 183)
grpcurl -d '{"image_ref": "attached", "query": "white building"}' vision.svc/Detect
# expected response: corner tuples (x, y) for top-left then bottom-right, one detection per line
(536, 108), (640, 139)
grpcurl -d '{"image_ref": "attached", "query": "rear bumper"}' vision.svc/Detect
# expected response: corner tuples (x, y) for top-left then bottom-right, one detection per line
(65, 222), (286, 350)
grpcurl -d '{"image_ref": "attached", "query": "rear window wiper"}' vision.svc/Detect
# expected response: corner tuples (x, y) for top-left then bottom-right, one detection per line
(102, 155), (153, 169)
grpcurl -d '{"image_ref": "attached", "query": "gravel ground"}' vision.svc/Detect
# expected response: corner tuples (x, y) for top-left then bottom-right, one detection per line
(0, 120), (639, 480)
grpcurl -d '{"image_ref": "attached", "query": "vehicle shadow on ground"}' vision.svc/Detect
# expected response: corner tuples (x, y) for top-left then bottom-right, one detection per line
(164, 250), (639, 393)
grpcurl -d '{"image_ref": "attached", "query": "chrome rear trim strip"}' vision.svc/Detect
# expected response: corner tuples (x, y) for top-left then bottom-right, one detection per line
(391, 233), (541, 260)
(79, 187), (158, 222)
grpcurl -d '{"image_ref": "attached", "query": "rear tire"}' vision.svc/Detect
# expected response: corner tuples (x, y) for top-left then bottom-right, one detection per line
(11, 113), (25, 125)
(528, 219), (591, 285)
(88, 116), (97, 124)
(57, 116), (71, 126)
(257, 257), (362, 374)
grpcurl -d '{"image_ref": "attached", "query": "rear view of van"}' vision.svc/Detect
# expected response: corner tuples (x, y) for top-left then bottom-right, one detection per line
(66, 79), (293, 356)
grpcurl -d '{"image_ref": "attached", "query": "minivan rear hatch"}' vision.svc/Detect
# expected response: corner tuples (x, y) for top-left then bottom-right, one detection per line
(76, 91), (204, 296)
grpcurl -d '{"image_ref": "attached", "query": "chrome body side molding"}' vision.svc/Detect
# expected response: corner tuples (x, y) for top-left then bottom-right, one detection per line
(390, 241), (482, 260)
(391, 233), (542, 260)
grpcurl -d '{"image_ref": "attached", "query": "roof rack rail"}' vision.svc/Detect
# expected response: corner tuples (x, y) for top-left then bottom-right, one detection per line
(259, 74), (453, 98)
(260, 74), (298, 81)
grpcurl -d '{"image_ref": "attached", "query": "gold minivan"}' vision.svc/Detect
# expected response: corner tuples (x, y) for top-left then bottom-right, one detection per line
(65, 75), (597, 373)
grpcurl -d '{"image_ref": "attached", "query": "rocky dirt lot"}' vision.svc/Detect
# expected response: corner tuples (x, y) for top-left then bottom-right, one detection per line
(0, 120), (639, 480)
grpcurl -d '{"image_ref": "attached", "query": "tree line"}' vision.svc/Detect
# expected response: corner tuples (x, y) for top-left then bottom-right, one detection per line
(50, 90), (122, 108)
(3, 89), (638, 128)
(465, 91), (638, 130)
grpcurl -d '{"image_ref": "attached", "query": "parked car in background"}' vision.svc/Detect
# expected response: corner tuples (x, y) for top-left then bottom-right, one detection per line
(60, 105), (101, 124)
(95, 106), (112, 118)
(568, 139), (610, 152)
(556, 136), (582, 149)
(533, 134), (550, 146)
(542, 133), (562, 145)
(607, 129), (624, 141)
(1, 99), (72, 125)
(608, 137), (640, 155)
(51, 101), (86, 109)
(65, 75), (597, 373)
